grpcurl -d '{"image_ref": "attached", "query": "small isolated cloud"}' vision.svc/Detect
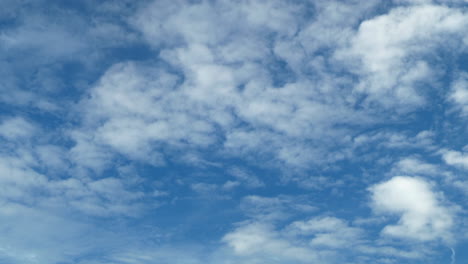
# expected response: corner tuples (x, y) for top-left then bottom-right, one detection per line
(441, 149), (468, 170)
(370, 176), (454, 242)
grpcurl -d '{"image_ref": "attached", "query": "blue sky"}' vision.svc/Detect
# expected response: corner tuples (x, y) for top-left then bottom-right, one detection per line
(0, 0), (468, 263)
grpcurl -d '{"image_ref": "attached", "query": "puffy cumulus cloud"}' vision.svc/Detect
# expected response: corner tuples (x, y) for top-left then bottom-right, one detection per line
(75, 62), (217, 166)
(370, 176), (454, 242)
(339, 4), (468, 109)
(441, 148), (468, 170)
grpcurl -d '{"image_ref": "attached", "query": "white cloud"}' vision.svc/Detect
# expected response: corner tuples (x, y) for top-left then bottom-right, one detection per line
(0, 0), (138, 111)
(353, 130), (436, 151)
(339, 4), (468, 109)
(370, 176), (454, 242)
(35, 145), (68, 171)
(0, 20), (85, 59)
(449, 74), (468, 115)
(82, 0), (466, 172)
(75, 0), (380, 170)
(3, 1), (468, 263)
(391, 157), (440, 176)
(286, 216), (363, 248)
(0, 117), (37, 140)
(441, 149), (468, 170)
(221, 192), (435, 263)
(69, 131), (112, 173)
(70, 0), (467, 173)
(0, 153), (144, 217)
(0, 154), (48, 202)
(223, 221), (320, 262)
(221, 213), (423, 263)
(0, 125), (146, 217)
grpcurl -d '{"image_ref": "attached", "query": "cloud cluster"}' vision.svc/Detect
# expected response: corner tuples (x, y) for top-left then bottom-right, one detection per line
(0, 0), (467, 263)
(0, 117), (146, 217)
(221, 193), (429, 264)
(68, 0), (468, 175)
